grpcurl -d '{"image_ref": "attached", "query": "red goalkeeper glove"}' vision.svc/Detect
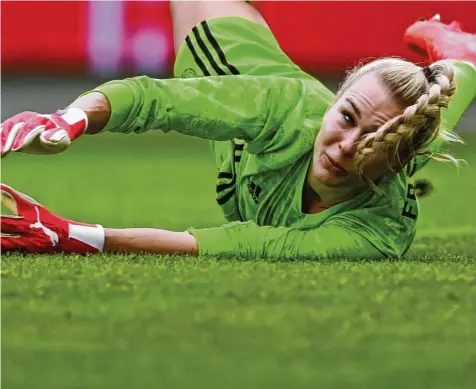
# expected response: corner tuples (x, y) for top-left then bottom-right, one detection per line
(0, 107), (88, 158)
(0, 184), (104, 254)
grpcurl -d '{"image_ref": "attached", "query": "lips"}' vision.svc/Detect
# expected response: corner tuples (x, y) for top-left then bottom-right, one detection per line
(323, 153), (347, 175)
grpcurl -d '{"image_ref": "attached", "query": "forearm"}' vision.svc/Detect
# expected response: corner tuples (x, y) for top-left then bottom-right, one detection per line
(103, 228), (198, 255)
(67, 92), (112, 134)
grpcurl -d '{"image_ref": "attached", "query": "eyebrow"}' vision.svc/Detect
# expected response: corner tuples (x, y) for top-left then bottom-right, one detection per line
(346, 98), (361, 119)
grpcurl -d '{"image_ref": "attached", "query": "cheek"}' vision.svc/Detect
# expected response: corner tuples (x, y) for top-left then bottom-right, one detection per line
(318, 115), (341, 146)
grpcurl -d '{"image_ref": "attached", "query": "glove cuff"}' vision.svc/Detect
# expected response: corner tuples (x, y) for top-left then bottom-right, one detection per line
(57, 107), (89, 140)
(68, 223), (105, 252)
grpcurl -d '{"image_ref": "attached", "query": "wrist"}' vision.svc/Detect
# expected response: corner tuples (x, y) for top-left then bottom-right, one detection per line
(67, 222), (105, 252)
(56, 107), (89, 140)
(68, 91), (112, 134)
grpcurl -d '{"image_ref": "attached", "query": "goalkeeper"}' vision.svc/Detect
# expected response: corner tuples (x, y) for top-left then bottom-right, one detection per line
(1, 2), (475, 260)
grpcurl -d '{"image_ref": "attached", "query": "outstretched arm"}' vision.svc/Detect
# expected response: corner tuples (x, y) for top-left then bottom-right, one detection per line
(1, 74), (324, 158)
(88, 74), (318, 154)
(102, 222), (381, 260)
(1, 184), (384, 260)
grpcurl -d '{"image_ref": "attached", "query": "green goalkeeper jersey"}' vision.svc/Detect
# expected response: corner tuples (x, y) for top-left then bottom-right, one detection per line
(94, 74), (420, 260)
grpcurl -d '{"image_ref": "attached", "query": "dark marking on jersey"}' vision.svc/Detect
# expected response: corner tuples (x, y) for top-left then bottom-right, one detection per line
(181, 68), (197, 78)
(402, 183), (418, 219)
(234, 143), (244, 163)
(247, 180), (262, 204)
(201, 21), (241, 75)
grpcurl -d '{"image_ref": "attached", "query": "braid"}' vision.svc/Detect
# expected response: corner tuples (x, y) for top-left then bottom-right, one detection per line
(354, 60), (456, 176)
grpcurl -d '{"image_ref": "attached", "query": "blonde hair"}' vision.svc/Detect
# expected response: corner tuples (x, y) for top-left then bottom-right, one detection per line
(336, 58), (459, 184)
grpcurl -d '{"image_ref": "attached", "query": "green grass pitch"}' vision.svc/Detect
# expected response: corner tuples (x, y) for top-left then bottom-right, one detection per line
(2, 132), (476, 389)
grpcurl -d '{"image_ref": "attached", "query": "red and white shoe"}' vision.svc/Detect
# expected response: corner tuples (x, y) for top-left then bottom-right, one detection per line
(405, 14), (476, 64)
(0, 184), (104, 254)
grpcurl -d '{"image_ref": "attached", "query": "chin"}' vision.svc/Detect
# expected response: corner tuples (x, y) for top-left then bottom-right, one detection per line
(311, 163), (345, 187)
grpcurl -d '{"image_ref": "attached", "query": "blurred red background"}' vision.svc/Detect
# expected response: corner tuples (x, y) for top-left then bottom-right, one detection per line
(2, 1), (476, 76)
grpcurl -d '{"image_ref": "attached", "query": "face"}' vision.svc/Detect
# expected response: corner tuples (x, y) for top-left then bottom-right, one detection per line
(310, 72), (406, 193)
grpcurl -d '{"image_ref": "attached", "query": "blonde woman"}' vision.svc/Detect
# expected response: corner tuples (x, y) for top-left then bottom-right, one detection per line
(1, 2), (475, 260)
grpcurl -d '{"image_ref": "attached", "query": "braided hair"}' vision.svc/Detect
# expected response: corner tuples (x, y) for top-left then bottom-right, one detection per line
(336, 58), (458, 191)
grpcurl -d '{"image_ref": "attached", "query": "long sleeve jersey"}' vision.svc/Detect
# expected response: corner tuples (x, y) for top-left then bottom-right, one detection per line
(94, 74), (422, 260)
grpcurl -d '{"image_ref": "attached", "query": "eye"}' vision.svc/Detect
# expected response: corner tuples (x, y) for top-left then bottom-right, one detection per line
(342, 112), (355, 126)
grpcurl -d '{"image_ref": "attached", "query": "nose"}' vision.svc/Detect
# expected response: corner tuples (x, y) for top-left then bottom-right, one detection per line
(338, 128), (361, 157)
